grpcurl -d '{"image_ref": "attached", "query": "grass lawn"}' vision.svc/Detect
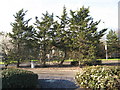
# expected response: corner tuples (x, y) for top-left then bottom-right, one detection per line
(0, 58), (120, 65)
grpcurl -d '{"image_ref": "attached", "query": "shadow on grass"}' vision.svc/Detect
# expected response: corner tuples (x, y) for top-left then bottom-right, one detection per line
(4, 60), (120, 69)
(19, 64), (78, 68)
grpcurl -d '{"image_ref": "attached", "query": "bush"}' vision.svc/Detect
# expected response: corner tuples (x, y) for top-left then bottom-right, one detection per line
(2, 68), (38, 89)
(75, 66), (120, 89)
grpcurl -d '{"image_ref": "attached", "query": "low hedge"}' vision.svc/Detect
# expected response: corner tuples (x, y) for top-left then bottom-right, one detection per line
(75, 66), (120, 89)
(2, 68), (38, 89)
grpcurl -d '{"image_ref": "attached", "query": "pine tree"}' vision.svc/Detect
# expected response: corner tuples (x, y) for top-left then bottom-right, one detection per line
(34, 11), (54, 66)
(107, 30), (120, 58)
(69, 6), (107, 65)
(9, 9), (33, 67)
(53, 6), (71, 65)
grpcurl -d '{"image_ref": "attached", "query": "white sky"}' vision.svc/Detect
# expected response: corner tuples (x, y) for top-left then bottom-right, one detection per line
(0, 0), (119, 33)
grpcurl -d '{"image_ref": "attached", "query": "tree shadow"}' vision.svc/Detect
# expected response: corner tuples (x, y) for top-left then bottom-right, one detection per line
(14, 60), (120, 68)
(38, 79), (80, 89)
(19, 63), (78, 68)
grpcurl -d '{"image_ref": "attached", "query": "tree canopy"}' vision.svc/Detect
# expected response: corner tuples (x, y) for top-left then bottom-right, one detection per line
(3, 6), (108, 67)
(107, 30), (120, 58)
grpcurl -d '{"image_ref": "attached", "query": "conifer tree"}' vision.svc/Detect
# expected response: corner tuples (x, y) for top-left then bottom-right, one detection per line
(9, 9), (33, 67)
(53, 6), (71, 65)
(107, 30), (120, 58)
(69, 6), (107, 65)
(34, 12), (54, 66)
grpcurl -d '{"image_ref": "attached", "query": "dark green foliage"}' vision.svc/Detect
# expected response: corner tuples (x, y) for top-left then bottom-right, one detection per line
(80, 59), (102, 66)
(4, 6), (107, 66)
(71, 61), (79, 66)
(52, 6), (70, 65)
(2, 68), (38, 88)
(34, 12), (54, 66)
(96, 42), (106, 59)
(75, 66), (120, 89)
(9, 9), (36, 67)
(68, 6), (107, 65)
(107, 30), (120, 58)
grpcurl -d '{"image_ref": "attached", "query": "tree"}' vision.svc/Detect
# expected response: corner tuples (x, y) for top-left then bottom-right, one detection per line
(9, 9), (34, 67)
(68, 6), (107, 65)
(107, 30), (120, 58)
(95, 42), (106, 59)
(50, 6), (107, 66)
(22, 26), (39, 60)
(34, 11), (54, 66)
(52, 6), (71, 65)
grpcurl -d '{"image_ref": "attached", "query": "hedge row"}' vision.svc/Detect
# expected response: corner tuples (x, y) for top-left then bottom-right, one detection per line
(75, 66), (120, 89)
(1, 68), (38, 89)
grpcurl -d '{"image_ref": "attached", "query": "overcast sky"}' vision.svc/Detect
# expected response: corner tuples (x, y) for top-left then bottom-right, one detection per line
(0, 0), (119, 33)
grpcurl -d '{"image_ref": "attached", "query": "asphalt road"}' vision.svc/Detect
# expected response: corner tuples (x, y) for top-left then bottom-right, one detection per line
(23, 67), (82, 89)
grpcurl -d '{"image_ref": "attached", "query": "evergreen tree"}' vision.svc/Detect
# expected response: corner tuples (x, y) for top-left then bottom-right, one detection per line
(51, 6), (107, 65)
(107, 30), (120, 58)
(22, 25), (39, 60)
(34, 12), (54, 66)
(69, 6), (107, 65)
(53, 6), (71, 65)
(9, 9), (33, 67)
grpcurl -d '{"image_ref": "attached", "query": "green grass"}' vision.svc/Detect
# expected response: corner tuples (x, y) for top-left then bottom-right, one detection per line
(64, 59), (76, 61)
(30, 60), (39, 61)
(0, 62), (4, 64)
(0, 61), (18, 64)
(0, 58), (119, 65)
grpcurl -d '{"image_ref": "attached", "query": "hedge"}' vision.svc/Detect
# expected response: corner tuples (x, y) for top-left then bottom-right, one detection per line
(75, 66), (120, 89)
(1, 68), (38, 89)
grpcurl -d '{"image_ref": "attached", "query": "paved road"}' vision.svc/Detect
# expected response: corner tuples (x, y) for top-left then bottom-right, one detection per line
(24, 67), (82, 89)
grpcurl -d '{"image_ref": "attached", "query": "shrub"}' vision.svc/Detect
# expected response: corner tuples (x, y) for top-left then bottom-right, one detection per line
(2, 68), (38, 89)
(75, 66), (120, 89)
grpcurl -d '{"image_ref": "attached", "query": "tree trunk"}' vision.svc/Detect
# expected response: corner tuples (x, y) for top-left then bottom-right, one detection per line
(17, 60), (20, 67)
(5, 64), (8, 69)
(79, 61), (82, 68)
(43, 61), (46, 67)
(17, 43), (20, 68)
(59, 49), (67, 65)
(42, 45), (46, 67)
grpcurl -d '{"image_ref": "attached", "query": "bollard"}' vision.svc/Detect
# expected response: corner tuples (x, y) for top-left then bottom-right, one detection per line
(31, 61), (34, 68)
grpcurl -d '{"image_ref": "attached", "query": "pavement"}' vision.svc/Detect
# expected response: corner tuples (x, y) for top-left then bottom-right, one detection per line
(23, 67), (82, 89)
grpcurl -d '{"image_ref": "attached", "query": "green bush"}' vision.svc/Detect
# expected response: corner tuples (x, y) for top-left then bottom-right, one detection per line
(2, 68), (38, 89)
(75, 66), (120, 89)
